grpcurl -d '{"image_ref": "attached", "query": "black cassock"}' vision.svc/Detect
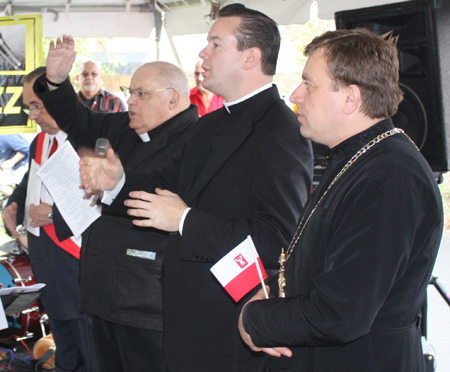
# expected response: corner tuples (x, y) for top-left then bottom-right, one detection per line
(245, 118), (443, 372)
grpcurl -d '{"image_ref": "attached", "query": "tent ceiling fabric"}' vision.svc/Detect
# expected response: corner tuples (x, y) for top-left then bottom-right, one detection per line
(41, 11), (155, 38)
(0, 0), (410, 38)
(165, 0), (314, 37)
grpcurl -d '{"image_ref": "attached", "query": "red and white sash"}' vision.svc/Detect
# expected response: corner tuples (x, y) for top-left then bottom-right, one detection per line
(33, 132), (81, 259)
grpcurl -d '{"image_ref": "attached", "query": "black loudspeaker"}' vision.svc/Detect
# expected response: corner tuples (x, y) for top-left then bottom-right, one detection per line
(335, 0), (450, 174)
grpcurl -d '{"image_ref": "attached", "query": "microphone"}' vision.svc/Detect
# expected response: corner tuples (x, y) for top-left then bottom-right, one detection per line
(93, 138), (109, 201)
(95, 138), (109, 158)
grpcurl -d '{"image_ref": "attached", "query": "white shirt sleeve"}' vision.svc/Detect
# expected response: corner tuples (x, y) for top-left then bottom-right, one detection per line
(101, 173), (126, 206)
(179, 207), (191, 235)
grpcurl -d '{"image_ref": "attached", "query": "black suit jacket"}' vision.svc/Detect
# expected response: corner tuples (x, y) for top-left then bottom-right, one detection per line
(35, 76), (198, 330)
(7, 136), (83, 320)
(111, 86), (314, 371)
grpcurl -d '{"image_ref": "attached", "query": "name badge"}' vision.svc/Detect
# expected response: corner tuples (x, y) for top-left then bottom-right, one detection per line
(126, 249), (156, 260)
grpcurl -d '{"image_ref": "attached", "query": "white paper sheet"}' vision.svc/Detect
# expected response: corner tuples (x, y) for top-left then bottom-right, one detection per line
(0, 283), (46, 296)
(0, 302), (7, 330)
(24, 160), (41, 237)
(37, 141), (101, 238)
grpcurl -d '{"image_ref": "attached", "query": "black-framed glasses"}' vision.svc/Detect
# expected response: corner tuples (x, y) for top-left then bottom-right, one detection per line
(23, 106), (43, 116)
(120, 86), (174, 100)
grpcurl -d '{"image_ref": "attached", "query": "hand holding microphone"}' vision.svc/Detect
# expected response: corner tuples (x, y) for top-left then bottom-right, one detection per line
(95, 138), (109, 158)
(80, 138), (124, 205)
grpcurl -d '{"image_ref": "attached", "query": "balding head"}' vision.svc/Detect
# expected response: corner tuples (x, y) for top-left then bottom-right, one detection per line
(124, 61), (191, 134)
(141, 61), (190, 98)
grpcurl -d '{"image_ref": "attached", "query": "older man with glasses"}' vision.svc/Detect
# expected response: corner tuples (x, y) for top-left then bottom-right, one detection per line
(76, 60), (125, 113)
(4, 66), (99, 372)
(30, 54), (198, 372)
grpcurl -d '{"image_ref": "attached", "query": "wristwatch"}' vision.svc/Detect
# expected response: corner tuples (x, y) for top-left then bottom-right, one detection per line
(48, 213), (53, 223)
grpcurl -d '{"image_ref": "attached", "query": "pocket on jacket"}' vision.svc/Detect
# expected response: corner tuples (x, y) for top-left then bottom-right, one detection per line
(112, 252), (163, 315)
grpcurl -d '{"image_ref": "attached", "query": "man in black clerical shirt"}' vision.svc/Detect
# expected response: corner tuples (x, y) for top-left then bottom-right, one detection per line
(68, 4), (313, 372)
(32, 56), (198, 372)
(238, 28), (443, 372)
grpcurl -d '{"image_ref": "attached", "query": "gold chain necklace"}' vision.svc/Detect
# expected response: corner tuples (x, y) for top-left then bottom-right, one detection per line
(278, 127), (415, 297)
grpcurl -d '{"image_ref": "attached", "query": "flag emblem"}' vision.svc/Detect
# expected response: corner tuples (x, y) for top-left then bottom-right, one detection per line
(234, 254), (248, 268)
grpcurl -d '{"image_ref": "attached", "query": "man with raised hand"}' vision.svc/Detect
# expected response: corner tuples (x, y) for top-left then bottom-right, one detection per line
(33, 37), (198, 372)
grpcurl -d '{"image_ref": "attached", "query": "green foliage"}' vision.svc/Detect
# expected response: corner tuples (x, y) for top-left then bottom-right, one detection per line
(282, 16), (335, 68)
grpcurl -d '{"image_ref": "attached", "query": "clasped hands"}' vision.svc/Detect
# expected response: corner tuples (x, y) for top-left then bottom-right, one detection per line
(79, 147), (186, 232)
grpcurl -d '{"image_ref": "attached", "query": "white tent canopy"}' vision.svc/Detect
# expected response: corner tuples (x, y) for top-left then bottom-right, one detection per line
(0, 0), (410, 38)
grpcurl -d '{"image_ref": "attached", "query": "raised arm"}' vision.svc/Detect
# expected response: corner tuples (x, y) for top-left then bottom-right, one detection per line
(46, 35), (77, 85)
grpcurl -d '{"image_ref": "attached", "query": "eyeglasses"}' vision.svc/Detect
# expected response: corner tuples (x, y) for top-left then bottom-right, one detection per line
(81, 72), (99, 78)
(23, 107), (43, 116)
(120, 86), (174, 100)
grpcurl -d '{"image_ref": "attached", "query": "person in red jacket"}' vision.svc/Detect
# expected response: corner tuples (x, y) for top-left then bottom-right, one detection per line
(189, 60), (223, 116)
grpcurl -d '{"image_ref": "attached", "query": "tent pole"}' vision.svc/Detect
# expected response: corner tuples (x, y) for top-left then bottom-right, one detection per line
(168, 36), (183, 70)
(153, 6), (162, 61)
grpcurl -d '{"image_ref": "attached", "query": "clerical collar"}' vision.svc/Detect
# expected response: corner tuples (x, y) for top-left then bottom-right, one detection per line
(138, 109), (184, 143)
(223, 83), (272, 114)
(330, 118), (394, 159)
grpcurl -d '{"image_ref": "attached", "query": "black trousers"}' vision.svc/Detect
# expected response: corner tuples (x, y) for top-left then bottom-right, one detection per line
(91, 315), (166, 372)
(48, 314), (99, 372)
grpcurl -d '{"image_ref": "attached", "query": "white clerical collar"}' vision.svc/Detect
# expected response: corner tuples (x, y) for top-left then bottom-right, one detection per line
(139, 133), (150, 142)
(223, 83), (272, 113)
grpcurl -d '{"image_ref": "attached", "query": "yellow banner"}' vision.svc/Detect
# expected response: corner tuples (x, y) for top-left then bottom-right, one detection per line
(0, 14), (42, 134)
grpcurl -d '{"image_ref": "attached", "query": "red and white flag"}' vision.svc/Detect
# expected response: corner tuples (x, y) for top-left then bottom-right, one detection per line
(211, 235), (267, 302)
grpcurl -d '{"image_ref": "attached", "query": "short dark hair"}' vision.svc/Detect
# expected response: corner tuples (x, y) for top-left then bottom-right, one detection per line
(20, 66), (47, 85)
(218, 3), (280, 76)
(305, 28), (403, 119)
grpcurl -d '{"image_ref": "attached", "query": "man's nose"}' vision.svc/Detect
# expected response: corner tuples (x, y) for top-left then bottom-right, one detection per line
(29, 112), (40, 121)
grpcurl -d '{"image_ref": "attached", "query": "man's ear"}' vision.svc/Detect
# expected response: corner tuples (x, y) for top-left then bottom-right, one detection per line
(244, 47), (262, 70)
(343, 84), (362, 115)
(169, 91), (180, 110)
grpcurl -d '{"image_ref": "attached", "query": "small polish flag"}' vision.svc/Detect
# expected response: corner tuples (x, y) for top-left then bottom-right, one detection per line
(211, 235), (267, 302)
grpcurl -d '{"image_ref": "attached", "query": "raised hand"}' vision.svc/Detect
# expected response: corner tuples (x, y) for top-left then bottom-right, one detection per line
(46, 35), (77, 84)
